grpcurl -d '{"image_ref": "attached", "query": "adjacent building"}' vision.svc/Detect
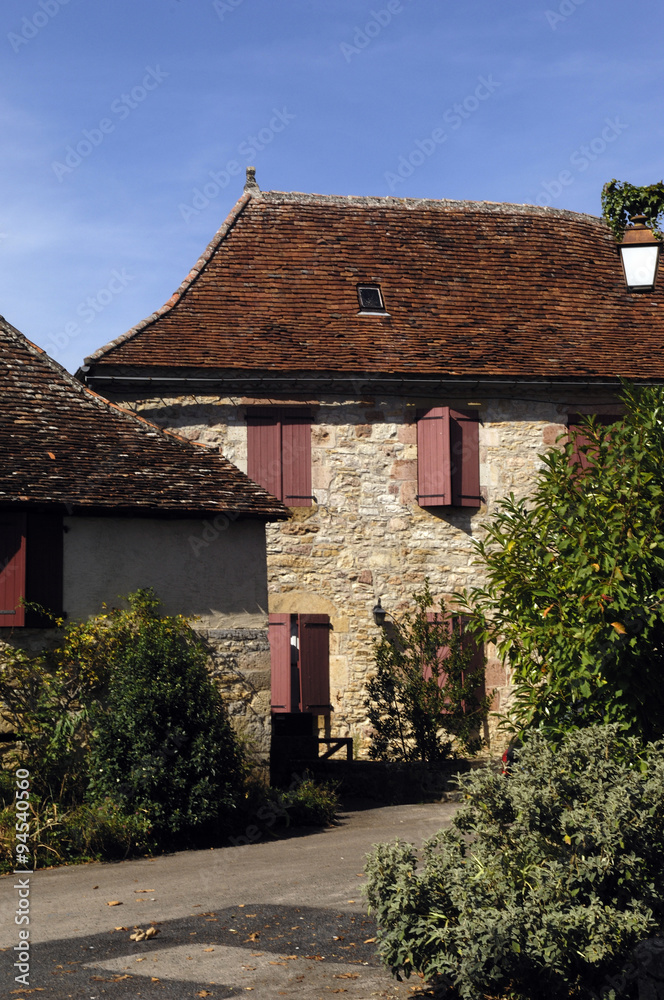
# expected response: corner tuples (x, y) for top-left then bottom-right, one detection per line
(0, 316), (287, 756)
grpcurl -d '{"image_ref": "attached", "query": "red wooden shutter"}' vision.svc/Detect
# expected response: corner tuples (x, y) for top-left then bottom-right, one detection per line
(247, 410), (283, 500)
(450, 409), (481, 507)
(269, 613), (292, 712)
(282, 411), (312, 507)
(567, 415), (618, 471)
(299, 613), (331, 714)
(417, 407), (451, 506)
(423, 611), (450, 688)
(0, 511), (27, 627)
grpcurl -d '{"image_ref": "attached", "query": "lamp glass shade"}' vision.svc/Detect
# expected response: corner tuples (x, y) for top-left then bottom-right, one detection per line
(620, 243), (660, 291)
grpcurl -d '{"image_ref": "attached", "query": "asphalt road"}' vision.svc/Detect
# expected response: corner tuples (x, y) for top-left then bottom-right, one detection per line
(1, 801), (458, 1000)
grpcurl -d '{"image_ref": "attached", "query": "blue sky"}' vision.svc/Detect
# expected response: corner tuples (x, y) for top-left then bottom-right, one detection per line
(1, 0), (662, 373)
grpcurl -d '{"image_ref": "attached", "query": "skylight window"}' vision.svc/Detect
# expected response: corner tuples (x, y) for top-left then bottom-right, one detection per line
(357, 284), (386, 313)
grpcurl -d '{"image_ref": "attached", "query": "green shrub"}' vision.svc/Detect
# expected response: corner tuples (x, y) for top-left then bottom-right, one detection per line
(364, 725), (664, 1000)
(87, 590), (246, 846)
(275, 776), (339, 827)
(1, 589), (247, 865)
(0, 795), (153, 874)
(365, 581), (491, 763)
(463, 383), (664, 743)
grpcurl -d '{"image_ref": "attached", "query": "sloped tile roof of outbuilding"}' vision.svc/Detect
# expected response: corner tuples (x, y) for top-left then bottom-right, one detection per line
(85, 189), (664, 382)
(0, 318), (287, 517)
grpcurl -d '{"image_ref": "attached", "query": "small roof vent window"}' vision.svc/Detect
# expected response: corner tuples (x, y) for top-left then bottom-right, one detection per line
(357, 284), (386, 313)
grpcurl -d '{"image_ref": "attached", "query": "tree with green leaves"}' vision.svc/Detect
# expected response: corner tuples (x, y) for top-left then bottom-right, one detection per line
(602, 179), (664, 239)
(365, 581), (490, 763)
(463, 384), (664, 742)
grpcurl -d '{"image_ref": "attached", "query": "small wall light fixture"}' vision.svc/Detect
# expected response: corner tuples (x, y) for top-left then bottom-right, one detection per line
(372, 598), (387, 626)
(619, 215), (662, 292)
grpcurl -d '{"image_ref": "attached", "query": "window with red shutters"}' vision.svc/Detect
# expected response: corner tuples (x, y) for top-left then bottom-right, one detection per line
(417, 407), (481, 508)
(268, 612), (332, 715)
(246, 408), (313, 507)
(0, 511), (63, 628)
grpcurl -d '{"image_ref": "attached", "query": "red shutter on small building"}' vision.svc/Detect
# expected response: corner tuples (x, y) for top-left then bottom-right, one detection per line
(247, 411), (283, 500)
(417, 407), (452, 506)
(25, 513), (63, 627)
(0, 511), (27, 627)
(299, 613), (331, 714)
(269, 613), (292, 712)
(450, 409), (481, 507)
(282, 412), (312, 507)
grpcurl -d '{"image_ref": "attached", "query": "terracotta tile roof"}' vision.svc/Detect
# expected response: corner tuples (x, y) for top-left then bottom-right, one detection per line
(0, 317), (287, 517)
(84, 189), (664, 383)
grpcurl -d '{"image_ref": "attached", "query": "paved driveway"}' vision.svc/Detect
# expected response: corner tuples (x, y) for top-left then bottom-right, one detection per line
(1, 801), (457, 1000)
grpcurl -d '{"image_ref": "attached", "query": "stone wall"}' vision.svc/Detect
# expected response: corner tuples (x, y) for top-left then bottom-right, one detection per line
(114, 389), (621, 753)
(201, 627), (272, 762)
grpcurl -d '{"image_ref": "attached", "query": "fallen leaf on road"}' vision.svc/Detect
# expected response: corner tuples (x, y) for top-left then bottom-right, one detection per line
(332, 935), (344, 941)
(244, 932), (260, 942)
(92, 885), (99, 889)
(269, 961), (287, 966)
(107, 901), (122, 906)
(151, 978), (160, 983)
(282, 955), (298, 960)
(364, 937), (377, 944)
(355, 873), (364, 877)
(114, 927), (128, 932)
(203, 948), (214, 952)
(347, 900), (356, 903)
(197, 992), (213, 998)
(145, 927), (159, 938)
(134, 889), (155, 893)
(334, 973), (359, 979)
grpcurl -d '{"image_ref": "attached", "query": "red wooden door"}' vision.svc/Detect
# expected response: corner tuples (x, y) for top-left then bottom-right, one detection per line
(299, 613), (331, 714)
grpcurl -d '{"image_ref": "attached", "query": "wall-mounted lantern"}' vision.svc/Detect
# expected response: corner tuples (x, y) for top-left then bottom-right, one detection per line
(372, 598), (387, 626)
(619, 215), (662, 292)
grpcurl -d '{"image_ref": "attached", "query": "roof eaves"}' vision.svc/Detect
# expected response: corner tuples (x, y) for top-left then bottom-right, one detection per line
(83, 190), (257, 365)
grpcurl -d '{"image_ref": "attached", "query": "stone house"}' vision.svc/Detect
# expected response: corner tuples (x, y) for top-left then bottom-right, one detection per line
(0, 316), (287, 758)
(78, 174), (664, 751)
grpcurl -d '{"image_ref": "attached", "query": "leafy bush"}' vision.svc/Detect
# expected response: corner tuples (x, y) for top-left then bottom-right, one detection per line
(87, 590), (246, 846)
(365, 581), (490, 763)
(364, 726), (664, 1000)
(275, 776), (339, 827)
(464, 384), (664, 742)
(0, 589), (247, 865)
